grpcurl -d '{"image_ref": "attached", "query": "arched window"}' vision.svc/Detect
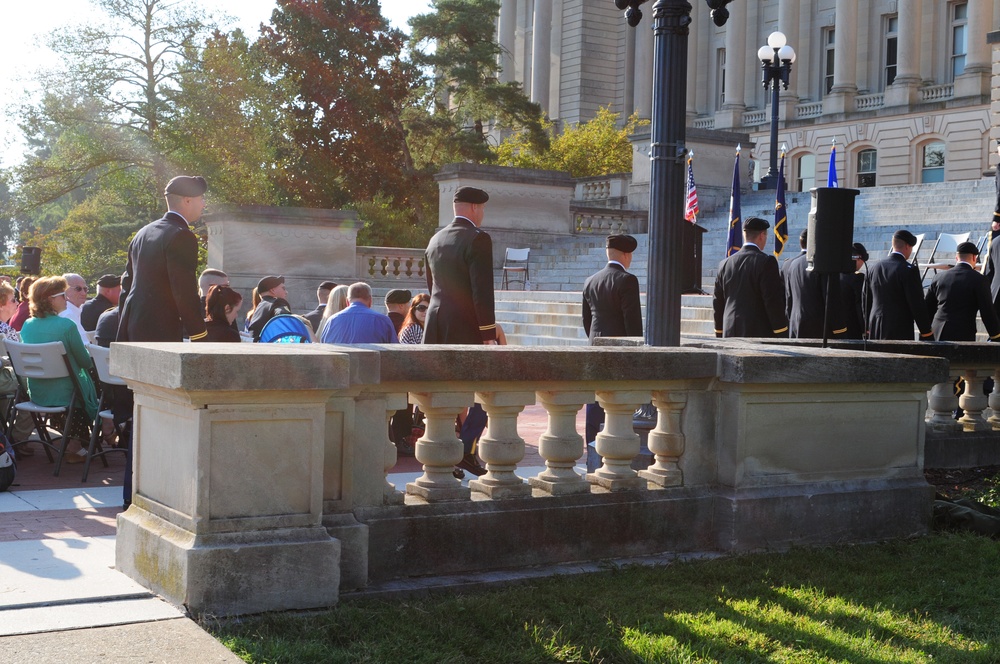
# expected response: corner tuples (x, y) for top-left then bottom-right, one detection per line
(796, 154), (816, 192)
(857, 149), (877, 188)
(921, 142), (945, 183)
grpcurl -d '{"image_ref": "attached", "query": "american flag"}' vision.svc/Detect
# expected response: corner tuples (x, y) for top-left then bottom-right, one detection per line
(684, 153), (699, 223)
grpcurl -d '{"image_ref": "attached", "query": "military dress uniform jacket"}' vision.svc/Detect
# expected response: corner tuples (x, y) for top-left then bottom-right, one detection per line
(117, 212), (207, 342)
(924, 262), (1000, 342)
(839, 271), (867, 339)
(783, 251), (846, 339)
(423, 217), (496, 344)
(247, 296), (292, 341)
(985, 234), (1000, 308)
(713, 244), (788, 338)
(80, 294), (114, 332)
(582, 262), (643, 343)
(866, 252), (933, 341)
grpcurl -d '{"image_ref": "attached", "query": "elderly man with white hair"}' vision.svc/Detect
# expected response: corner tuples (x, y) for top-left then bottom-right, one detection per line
(59, 273), (90, 339)
(320, 282), (398, 344)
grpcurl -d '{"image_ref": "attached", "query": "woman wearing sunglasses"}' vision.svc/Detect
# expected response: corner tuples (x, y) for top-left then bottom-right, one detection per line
(398, 293), (430, 345)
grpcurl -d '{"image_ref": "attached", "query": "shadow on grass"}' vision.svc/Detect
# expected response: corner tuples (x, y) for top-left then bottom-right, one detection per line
(210, 533), (1000, 663)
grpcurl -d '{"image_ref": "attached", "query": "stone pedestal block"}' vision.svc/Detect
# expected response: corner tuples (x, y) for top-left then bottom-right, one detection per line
(117, 508), (340, 616)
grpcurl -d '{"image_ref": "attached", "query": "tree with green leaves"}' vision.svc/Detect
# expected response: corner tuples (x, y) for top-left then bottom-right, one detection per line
(496, 107), (647, 178)
(405, 0), (548, 169)
(260, 0), (418, 209)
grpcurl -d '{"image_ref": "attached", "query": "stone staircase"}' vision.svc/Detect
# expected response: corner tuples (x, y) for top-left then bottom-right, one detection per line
(493, 177), (996, 345)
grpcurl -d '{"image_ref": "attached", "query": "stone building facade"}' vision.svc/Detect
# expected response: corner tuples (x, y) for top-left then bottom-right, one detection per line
(501, 0), (998, 191)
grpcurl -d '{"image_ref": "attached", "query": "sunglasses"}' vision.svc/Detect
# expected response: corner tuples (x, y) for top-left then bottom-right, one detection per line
(50, 292), (67, 299)
(69, 286), (86, 292)
(415, 304), (428, 312)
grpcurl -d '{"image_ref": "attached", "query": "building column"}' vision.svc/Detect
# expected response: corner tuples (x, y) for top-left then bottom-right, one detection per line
(715, 19), (747, 129)
(624, 25), (636, 117)
(498, 0), (518, 84)
(777, 0), (800, 121)
(635, 19), (654, 119)
(885, 0), (921, 106)
(955, 0), (991, 97)
(548, 0), (563, 121)
(530, 0), (552, 113)
(825, 0), (858, 114)
(684, 0), (699, 119)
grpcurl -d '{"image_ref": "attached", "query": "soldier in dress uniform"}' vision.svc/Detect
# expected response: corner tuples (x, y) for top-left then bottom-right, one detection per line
(783, 229), (846, 339)
(713, 217), (788, 338)
(117, 175), (208, 343)
(866, 229), (934, 341)
(925, 241), (1000, 342)
(840, 243), (869, 339)
(581, 233), (643, 443)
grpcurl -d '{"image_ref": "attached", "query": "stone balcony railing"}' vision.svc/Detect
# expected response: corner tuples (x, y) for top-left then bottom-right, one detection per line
(356, 246), (426, 286)
(921, 84), (954, 103)
(572, 206), (649, 235)
(110, 342), (945, 617)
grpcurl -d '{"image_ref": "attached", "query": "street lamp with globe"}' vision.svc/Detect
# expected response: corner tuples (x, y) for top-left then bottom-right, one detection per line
(757, 31), (795, 190)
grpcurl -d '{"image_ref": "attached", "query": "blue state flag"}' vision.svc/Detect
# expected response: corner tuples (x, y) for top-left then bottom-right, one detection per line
(726, 149), (742, 257)
(828, 143), (838, 188)
(773, 152), (787, 257)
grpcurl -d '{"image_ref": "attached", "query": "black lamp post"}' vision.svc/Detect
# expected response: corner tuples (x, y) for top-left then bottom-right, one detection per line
(757, 31), (795, 190)
(613, 0), (734, 347)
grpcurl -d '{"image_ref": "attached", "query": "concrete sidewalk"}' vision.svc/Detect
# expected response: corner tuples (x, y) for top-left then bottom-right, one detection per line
(0, 403), (579, 661)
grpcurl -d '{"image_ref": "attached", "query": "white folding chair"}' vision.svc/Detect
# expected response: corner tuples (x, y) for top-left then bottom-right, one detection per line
(501, 248), (530, 290)
(921, 232), (971, 282)
(5, 340), (86, 476)
(83, 344), (129, 482)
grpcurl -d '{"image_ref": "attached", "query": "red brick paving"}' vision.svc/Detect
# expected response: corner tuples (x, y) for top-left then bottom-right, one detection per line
(0, 508), (119, 541)
(10, 443), (127, 492)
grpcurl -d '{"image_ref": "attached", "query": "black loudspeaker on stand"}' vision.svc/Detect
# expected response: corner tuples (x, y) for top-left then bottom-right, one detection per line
(20, 247), (41, 275)
(805, 187), (860, 347)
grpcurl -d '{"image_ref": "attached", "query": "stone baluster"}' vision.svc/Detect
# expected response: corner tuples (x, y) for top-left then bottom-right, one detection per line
(530, 390), (593, 496)
(406, 392), (472, 502)
(587, 390), (650, 491)
(382, 397), (405, 505)
(989, 369), (1000, 430)
(469, 391), (535, 499)
(958, 369), (989, 432)
(926, 378), (960, 432)
(639, 391), (686, 488)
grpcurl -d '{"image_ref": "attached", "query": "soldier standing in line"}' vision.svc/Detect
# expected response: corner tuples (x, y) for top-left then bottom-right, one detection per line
(783, 229), (846, 339)
(925, 241), (1000, 342)
(713, 217), (788, 339)
(840, 243), (869, 339)
(866, 230), (934, 341)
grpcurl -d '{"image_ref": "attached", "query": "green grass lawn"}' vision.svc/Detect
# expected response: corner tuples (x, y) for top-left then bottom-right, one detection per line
(210, 532), (1000, 663)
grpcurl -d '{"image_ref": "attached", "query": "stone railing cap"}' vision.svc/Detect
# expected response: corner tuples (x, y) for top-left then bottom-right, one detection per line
(110, 343), (353, 392)
(331, 345), (719, 384)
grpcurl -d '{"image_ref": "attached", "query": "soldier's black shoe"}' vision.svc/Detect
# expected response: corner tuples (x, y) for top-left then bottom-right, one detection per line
(457, 454), (487, 477)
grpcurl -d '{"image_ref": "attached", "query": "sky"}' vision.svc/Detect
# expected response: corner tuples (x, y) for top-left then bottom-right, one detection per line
(0, 0), (432, 168)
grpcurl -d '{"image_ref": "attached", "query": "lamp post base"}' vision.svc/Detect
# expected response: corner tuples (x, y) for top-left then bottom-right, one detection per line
(758, 173), (778, 190)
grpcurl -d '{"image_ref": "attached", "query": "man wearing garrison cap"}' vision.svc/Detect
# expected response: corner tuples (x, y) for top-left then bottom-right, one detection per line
(423, 186), (497, 345)
(924, 241), (1000, 342)
(582, 233), (643, 443)
(117, 175), (209, 343)
(423, 186), (496, 477)
(712, 217), (788, 338)
(866, 229), (933, 341)
(839, 243), (869, 339)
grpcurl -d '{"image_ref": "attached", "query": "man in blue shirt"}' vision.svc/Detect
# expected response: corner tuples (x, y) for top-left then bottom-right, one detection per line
(320, 282), (398, 344)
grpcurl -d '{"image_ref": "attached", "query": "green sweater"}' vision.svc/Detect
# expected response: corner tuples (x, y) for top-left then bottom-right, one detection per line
(19, 314), (99, 420)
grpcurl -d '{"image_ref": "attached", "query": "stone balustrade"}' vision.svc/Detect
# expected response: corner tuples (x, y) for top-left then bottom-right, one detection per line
(356, 246), (426, 284)
(111, 341), (946, 616)
(796, 102), (823, 118)
(573, 207), (648, 235)
(921, 84), (954, 102)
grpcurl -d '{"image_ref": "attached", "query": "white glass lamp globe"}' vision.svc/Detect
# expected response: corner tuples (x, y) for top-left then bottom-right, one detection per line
(758, 45), (775, 63)
(778, 44), (796, 62)
(767, 31), (786, 49)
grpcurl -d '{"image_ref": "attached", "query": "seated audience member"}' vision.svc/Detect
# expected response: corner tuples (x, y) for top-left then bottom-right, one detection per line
(316, 284), (350, 339)
(304, 281), (337, 332)
(384, 289), (412, 335)
(94, 307), (120, 348)
(398, 293), (430, 345)
(20, 276), (99, 464)
(247, 276), (291, 341)
(0, 282), (34, 453)
(320, 282), (398, 344)
(10, 277), (33, 331)
(59, 273), (90, 340)
(204, 285), (244, 342)
(244, 287), (261, 330)
(81, 274), (122, 331)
